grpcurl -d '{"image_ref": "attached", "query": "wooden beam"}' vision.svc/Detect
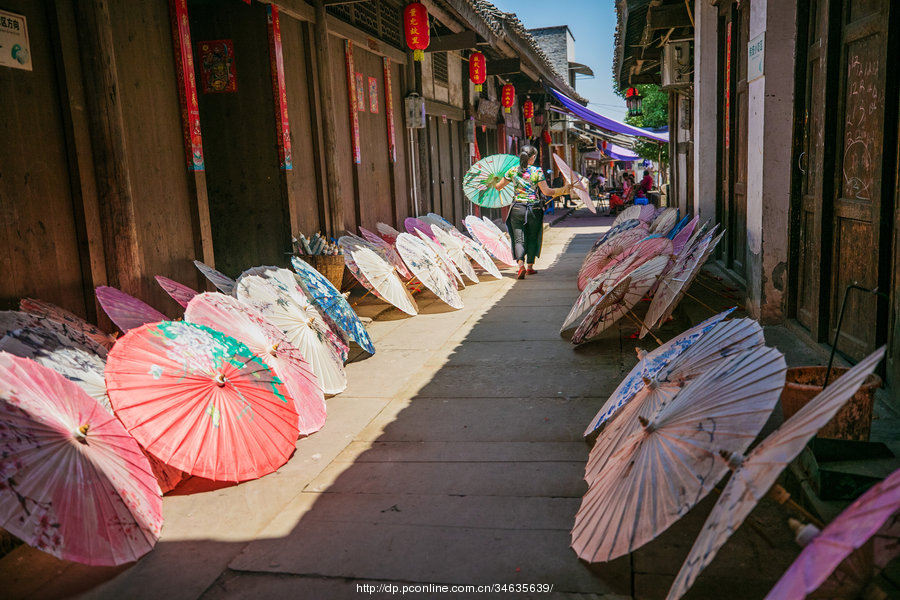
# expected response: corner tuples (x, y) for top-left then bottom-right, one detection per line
(486, 58), (521, 75)
(647, 4), (693, 30)
(323, 0), (369, 5)
(427, 30), (477, 53)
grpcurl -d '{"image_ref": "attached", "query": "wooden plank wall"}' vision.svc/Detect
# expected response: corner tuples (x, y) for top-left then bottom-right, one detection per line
(355, 47), (395, 231)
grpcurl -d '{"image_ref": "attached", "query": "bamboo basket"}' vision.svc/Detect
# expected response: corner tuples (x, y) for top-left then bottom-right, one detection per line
(298, 254), (346, 289)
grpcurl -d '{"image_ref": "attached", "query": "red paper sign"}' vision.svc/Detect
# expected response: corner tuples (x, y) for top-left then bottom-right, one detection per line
(368, 76), (378, 114)
(383, 58), (396, 163)
(345, 40), (361, 164)
(267, 6), (291, 169)
(169, 0), (204, 170)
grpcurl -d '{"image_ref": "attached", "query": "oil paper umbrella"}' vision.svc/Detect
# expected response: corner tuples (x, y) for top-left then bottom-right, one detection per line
(766, 462), (900, 599)
(671, 215), (699, 255)
(571, 346), (787, 563)
(552, 153), (596, 213)
(432, 225), (479, 284)
(588, 218), (643, 256)
(581, 308), (736, 437)
(359, 226), (413, 279)
(448, 228), (502, 279)
(405, 216), (439, 242)
(236, 273), (348, 395)
(462, 153), (519, 208)
(0, 353), (163, 565)
(96, 286), (168, 333)
(571, 255), (670, 345)
(338, 235), (389, 302)
(0, 327), (111, 412)
(584, 318), (766, 484)
(416, 230), (465, 288)
(18, 298), (116, 353)
(650, 207), (680, 235)
(463, 216), (516, 267)
(193, 259), (236, 294)
(154, 275), (198, 308)
(425, 212), (455, 231)
(638, 203), (657, 223)
(376, 222), (402, 245)
(105, 321), (300, 481)
(667, 346), (886, 600)
(291, 255), (376, 354)
(185, 293), (326, 436)
(237, 266), (350, 361)
(395, 233), (464, 309)
(578, 225), (649, 290)
(612, 205), (642, 227)
(347, 247), (418, 316)
(593, 237), (673, 287)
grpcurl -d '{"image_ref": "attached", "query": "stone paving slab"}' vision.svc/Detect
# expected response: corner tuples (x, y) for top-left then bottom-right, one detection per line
(403, 364), (624, 397)
(334, 441), (588, 463)
(424, 340), (622, 369)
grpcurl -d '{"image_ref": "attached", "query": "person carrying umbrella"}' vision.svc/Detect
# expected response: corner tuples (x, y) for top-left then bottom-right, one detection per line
(495, 145), (571, 279)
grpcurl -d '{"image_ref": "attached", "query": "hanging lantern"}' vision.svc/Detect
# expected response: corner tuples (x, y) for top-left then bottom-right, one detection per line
(523, 99), (534, 123)
(501, 84), (515, 114)
(404, 2), (430, 62)
(542, 129), (552, 145)
(601, 140), (608, 151)
(625, 87), (643, 117)
(524, 123), (533, 138)
(469, 51), (486, 92)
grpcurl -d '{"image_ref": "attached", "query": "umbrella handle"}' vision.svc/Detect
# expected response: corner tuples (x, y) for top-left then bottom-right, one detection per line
(626, 310), (663, 346)
(768, 484), (825, 529)
(824, 283), (887, 387)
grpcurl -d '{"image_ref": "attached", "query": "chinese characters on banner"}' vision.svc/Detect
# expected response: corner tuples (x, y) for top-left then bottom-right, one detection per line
(267, 5), (292, 169)
(168, 0), (204, 170)
(355, 72), (366, 112)
(383, 58), (396, 163)
(368, 76), (379, 114)
(344, 40), (361, 164)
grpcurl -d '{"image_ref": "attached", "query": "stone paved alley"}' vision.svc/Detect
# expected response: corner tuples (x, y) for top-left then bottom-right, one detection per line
(4, 210), (842, 600)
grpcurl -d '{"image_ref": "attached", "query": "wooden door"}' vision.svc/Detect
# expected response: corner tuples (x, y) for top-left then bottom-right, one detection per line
(795, 0), (832, 334)
(0, 0), (90, 316)
(829, 0), (891, 360)
(437, 118), (454, 220)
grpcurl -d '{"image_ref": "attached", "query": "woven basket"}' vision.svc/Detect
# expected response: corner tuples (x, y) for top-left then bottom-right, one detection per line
(299, 254), (346, 289)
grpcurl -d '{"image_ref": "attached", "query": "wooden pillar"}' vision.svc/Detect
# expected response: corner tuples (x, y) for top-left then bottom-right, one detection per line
(74, 0), (143, 295)
(313, 0), (344, 235)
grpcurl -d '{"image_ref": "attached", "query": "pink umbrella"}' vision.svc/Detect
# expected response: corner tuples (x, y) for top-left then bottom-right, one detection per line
(376, 222), (401, 245)
(155, 275), (199, 308)
(18, 298), (116, 353)
(405, 216), (438, 241)
(595, 237), (673, 282)
(359, 226), (413, 279)
(552, 154), (596, 213)
(667, 346), (887, 600)
(193, 259), (236, 294)
(185, 293), (327, 436)
(767, 467), (900, 599)
(464, 216), (516, 267)
(638, 203), (657, 223)
(448, 228), (502, 279)
(0, 353), (163, 565)
(578, 225), (649, 291)
(96, 286), (169, 334)
(671, 215), (699, 255)
(572, 346), (787, 563)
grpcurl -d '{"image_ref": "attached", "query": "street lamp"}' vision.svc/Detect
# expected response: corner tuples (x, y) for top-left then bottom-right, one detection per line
(625, 87), (643, 117)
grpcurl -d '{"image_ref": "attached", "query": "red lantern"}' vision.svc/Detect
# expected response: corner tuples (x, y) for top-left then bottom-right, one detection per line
(404, 2), (430, 62)
(501, 84), (515, 114)
(523, 99), (534, 123)
(469, 51), (486, 92)
(601, 140), (608, 151)
(524, 123), (533, 138)
(542, 129), (552, 145)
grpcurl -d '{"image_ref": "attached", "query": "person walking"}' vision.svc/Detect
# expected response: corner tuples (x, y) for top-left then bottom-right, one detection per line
(495, 145), (571, 279)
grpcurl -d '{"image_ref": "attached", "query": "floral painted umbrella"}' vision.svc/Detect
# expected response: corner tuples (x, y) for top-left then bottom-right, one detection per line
(578, 225), (650, 290)
(105, 321), (300, 481)
(193, 260), (236, 294)
(424, 212), (455, 231)
(0, 327), (111, 412)
(18, 298), (116, 353)
(348, 247), (418, 316)
(667, 346), (886, 600)
(571, 346), (787, 563)
(96, 286), (168, 334)
(359, 226), (413, 279)
(154, 275), (199, 308)
(464, 216), (516, 267)
(612, 205), (642, 227)
(0, 353), (163, 565)
(552, 153), (596, 213)
(581, 308), (736, 437)
(338, 235), (389, 302)
(405, 216), (439, 242)
(571, 255), (670, 345)
(584, 318), (766, 484)
(588, 218), (643, 256)
(448, 228), (502, 279)
(416, 230), (465, 288)
(395, 233), (464, 309)
(236, 272), (347, 395)
(650, 207), (680, 236)
(432, 225), (479, 284)
(462, 153), (519, 208)
(590, 237), (673, 290)
(291, 256), (375, 354)
(185, 293), (326, 436)
(376, 222), (402, 245)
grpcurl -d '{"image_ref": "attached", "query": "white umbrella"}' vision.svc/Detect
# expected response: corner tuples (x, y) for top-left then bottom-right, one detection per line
(448, 229), (502, 279)
(431, 225), (479, 284)
(349, 247), (418, 316)
(395, 233), (464, 309)
(416, 230), (465, 288)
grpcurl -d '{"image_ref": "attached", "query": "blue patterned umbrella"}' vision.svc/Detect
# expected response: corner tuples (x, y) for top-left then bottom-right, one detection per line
(291, 256), (375, 355)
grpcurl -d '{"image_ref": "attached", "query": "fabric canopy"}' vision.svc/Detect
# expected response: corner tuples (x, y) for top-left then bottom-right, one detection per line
(549, 87), (669, 143)
(584, 143), (640, 161)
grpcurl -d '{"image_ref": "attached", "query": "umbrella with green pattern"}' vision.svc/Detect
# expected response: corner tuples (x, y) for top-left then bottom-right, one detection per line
(462, 154), (519, 208)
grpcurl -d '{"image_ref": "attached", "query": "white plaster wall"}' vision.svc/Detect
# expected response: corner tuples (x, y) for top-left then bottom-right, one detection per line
(693, 0), (718, 220)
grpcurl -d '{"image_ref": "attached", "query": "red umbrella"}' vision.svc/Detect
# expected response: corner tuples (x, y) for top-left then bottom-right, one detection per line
(0, 353), (163, 565)
(105, 321), (300, 481)
(96, 286), (168, 333)
(185, 293), (326, 436)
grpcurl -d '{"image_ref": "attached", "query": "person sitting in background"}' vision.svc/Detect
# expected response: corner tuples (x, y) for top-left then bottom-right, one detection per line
(639, 169), (654, 195)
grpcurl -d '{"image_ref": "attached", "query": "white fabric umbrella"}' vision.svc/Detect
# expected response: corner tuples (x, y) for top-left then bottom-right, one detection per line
(395, 233), (464, 309)
(448, 229), (502, 279)
(350, 247), (419, 316)
(416, 230), (465, 288)
(431, 225), (479, 284)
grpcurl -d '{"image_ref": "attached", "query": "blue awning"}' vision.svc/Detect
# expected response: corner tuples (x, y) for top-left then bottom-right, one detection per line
(604, 143), (640, 160)
(548, 87), (669, 143)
